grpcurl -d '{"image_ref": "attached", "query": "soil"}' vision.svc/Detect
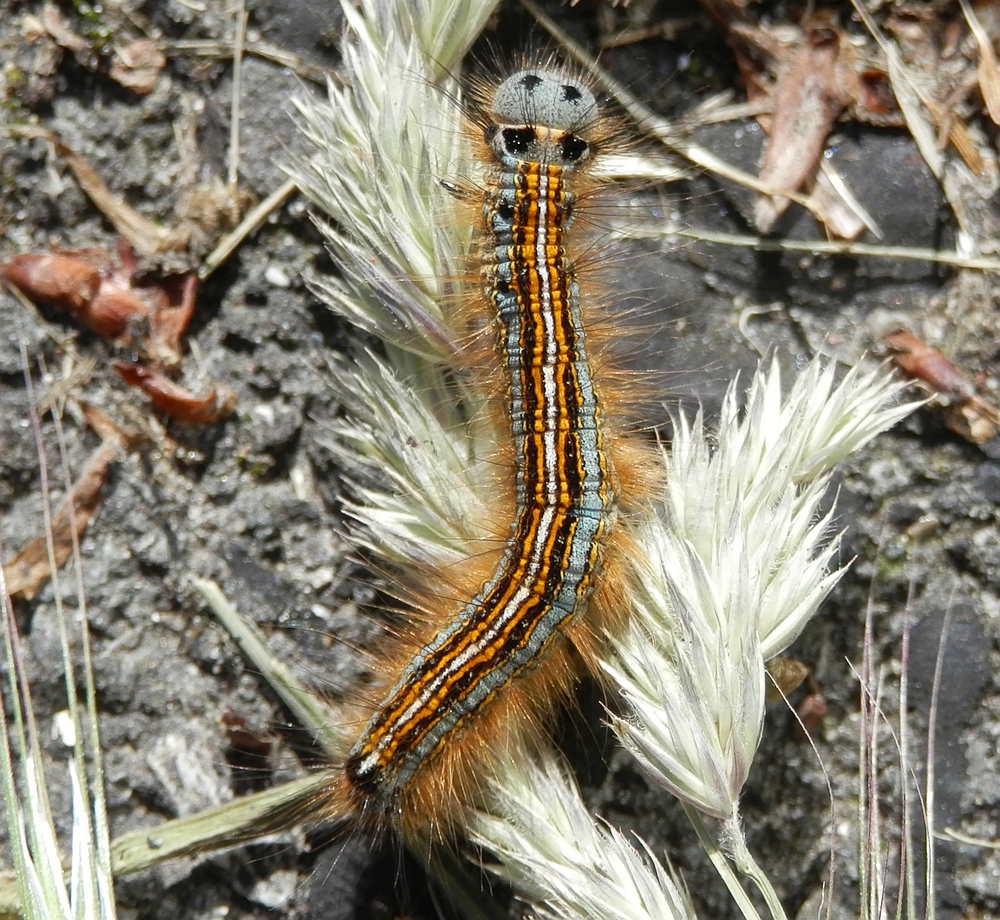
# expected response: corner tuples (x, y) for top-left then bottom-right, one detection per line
(3, 2), (1000, 920)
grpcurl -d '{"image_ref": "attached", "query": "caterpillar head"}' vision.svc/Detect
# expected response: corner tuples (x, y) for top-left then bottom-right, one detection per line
(486, 69), (599, 169)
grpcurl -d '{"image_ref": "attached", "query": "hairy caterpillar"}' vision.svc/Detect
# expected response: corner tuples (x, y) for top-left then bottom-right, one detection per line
(322, 56), (650, 841)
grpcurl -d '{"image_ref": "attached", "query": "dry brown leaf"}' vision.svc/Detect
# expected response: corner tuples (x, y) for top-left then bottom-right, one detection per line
(113, 362), (236, 425)
(2, 242), (198, 365)
(754, 17), (850, 232)
(148, 273), (198, 368)
(946, 116), (985, 175)
(804, 162), (872, 241)
(886, 329), (1000, 444)
(1, 253), (101, 316)
(2, 249), (152, 341)
(4, 440), (120, 600)
(886, 330), (977, 400)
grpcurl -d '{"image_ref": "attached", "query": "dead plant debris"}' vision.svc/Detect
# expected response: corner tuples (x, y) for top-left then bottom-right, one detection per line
(21, 1), (166, 99)
(886, 329), (1000, 444)
(10, 126), (191, 257)
(695, 0), (1000, 236)
(0, 238), (234, 426)
(112, 361), (236, 426)
(2, 240), (198, 368)
(4, 437), (120, 600)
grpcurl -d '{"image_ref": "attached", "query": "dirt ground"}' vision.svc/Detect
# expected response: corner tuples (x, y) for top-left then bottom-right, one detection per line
(3, 1), (1000, 919)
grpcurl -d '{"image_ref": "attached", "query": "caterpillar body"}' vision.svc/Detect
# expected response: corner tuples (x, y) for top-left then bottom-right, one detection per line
(329, 61), (634, 840)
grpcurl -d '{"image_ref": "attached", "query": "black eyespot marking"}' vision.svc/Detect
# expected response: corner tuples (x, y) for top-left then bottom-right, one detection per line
(496, 277), (511, 295)
(497, 200), (514, 221)
(561, 84), (582, 103)
(520, 73), (543, 93)
(561, 135), (589, 162)
(503, 127), (536, 156)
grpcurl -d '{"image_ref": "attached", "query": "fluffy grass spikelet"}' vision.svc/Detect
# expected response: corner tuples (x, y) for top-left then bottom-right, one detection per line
(470, 750), (696, 920)
(321, 350), (493, 570)
(290, 0), (499, 359)
(605, 360), (914, 823)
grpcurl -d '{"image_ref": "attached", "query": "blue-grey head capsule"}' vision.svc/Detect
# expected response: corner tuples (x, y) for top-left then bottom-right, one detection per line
(490, 69), (598, 132)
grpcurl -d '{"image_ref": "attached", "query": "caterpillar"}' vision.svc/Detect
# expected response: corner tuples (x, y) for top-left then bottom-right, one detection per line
(326, 58), (643, 841)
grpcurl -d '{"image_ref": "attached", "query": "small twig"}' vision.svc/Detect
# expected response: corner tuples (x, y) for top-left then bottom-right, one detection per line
(228, 0), (248, 192)
(519, 0), (816, 210)
(198, 178), (297, 280)
(898, 577), (916, 920)
(661, 226), (1000, 272)
(161, 39), (336, 86)
(849, 0), (944, 180)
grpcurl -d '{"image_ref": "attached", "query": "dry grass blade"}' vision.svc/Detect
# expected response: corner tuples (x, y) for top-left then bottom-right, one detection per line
(0, 363), (352, 916)
(0, 354), (117, 920)
(661, 226), (1000, 272)
(109, 771), (339, 876)
(8, 127), (190, 255)
(190, 577), (348, 760)
(4, 439), (119, 600)
(849, 0), (944, 180)
(852, 552), (956, 920)
(227, 0), (248, 192)
(961, 0), (1000, 125)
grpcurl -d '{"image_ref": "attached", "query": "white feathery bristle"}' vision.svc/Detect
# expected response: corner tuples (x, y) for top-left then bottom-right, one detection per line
(604, 360), (914, 821)
(290, 0), (499, 359)
(321, 350), (494, 570)
(471, 748), (697, 920)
